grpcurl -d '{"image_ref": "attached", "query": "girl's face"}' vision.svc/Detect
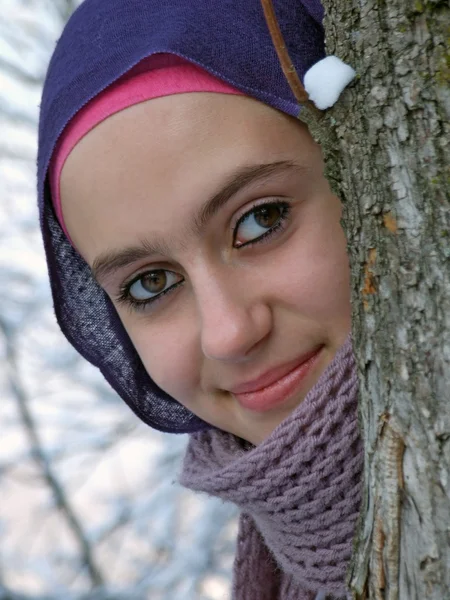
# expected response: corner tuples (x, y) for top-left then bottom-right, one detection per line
(61, 93), (351, 445)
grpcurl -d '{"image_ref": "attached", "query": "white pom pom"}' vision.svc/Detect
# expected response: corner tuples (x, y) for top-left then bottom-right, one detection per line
(303, 55), (356, 110)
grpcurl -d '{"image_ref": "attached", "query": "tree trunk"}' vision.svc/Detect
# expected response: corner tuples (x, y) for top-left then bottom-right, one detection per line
(317, 1), (450, 598)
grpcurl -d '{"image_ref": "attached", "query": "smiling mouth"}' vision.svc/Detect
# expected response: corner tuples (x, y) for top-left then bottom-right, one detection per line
(230, 347), (323, 412)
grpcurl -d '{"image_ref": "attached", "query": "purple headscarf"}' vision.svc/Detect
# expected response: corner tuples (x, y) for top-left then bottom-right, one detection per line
(37, 0), (326, 433)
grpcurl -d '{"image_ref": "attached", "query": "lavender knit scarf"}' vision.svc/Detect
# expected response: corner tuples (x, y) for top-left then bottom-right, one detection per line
(179, 337), (363, 599)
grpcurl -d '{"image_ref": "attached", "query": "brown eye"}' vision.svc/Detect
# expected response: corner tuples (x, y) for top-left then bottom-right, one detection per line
(141, 271), (167, 294)
(128, 269), (183, 301)
(233, 201), (290, 248)
(254, 205), (282, 228)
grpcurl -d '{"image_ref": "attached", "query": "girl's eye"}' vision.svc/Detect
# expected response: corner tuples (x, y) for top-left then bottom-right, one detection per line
(115, 200), (291, 314)
(116, 269), (183, 311)
(233, 201), (291, 248)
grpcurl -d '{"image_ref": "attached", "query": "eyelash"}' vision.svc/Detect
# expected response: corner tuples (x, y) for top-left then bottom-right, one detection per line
(115, 199), (292, 313)
(233, 199), (291, 249)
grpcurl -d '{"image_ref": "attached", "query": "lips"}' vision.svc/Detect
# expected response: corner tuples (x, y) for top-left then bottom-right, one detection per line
(229, 348), (321, 394)
(229, 346), (323, 413)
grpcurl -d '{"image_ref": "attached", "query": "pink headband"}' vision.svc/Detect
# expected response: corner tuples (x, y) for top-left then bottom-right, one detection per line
(49, 54), (243, 241)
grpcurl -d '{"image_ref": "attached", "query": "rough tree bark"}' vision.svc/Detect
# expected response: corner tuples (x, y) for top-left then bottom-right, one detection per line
(318, 1), (449, 599)
(263, 0), (449, 595)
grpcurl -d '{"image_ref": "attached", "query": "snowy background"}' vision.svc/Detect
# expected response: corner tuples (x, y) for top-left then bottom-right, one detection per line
(0, 2), (236, 598)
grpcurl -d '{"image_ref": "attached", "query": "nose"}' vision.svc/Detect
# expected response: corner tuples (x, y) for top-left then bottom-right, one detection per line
(195, 268), (272, 363)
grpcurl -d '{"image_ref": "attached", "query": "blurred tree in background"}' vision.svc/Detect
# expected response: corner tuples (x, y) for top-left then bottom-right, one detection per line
(0, 2), (236, 599)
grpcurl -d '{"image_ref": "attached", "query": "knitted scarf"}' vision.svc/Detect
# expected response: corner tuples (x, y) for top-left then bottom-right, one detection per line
(179, 336), (363, 599)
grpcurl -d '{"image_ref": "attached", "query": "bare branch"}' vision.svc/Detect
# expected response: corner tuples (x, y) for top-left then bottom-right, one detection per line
(260, 0), (314, 108)
(0, 584), (144, 600)
(0, 57), (43, 86)
(0, 317), (105, 588)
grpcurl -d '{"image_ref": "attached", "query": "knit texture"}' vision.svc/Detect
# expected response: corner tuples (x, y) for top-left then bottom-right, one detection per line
(180, 336), (363, 599)
(37, 0), (326, 434)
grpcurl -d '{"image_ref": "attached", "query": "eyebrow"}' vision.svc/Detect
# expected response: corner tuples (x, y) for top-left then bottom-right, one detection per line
(91, 160), (300, 285)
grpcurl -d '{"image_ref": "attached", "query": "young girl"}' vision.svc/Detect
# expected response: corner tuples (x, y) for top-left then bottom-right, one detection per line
(37, 0), (363, 598)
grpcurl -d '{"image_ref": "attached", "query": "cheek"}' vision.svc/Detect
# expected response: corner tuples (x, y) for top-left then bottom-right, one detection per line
(279, 201), (351, 323)
(125, 313), (201, 402)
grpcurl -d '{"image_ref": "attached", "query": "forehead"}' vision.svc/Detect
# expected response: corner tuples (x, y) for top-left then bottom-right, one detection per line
(60, 93), (318, 256)
(62, 92), (313, 185)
